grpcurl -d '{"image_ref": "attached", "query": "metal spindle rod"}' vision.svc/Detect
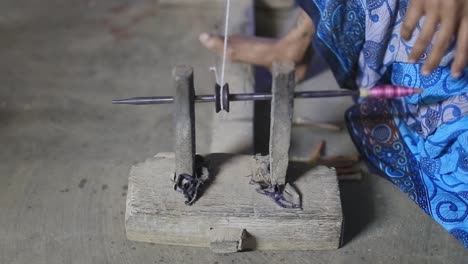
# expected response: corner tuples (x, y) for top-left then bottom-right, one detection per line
(112, 90), (358, 105)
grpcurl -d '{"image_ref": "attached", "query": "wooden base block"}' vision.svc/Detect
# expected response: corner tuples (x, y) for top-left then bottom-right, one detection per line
(125, 153), (343, 251)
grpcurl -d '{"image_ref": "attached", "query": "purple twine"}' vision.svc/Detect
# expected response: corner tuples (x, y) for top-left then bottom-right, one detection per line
(174, 173), (203, 206)
(174, 155), (209, 206)
(256, 184), (301, 209)
(250, 155), (301, 209)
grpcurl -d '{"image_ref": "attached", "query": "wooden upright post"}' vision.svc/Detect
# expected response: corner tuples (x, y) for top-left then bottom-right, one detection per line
(269, 62), (295, 186)
(173, 65), (196, 178)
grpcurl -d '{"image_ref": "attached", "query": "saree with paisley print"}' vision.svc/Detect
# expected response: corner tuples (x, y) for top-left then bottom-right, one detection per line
(297, 0), (468, 247)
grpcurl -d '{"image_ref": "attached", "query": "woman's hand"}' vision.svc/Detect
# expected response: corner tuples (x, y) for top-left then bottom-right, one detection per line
(401, 0), (468, 78)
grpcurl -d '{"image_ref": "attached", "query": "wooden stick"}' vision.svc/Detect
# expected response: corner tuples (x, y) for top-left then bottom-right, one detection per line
(309, 141), (326, 165)
(293, 117), (342, 131)
(335, 167), (361, 176)
(318, 155), (360, 168)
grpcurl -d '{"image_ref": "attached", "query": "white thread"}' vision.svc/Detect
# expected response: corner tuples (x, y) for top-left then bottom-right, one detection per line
(209, 67), (219, 84)
(208, 0), (231, 111)
(220, 0), (231, 87)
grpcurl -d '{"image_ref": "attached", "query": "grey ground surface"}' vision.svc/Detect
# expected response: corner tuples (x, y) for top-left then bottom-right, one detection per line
(0, 1), (467, 263)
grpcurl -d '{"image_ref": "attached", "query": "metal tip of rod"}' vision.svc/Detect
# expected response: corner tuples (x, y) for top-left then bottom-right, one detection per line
(112, 99), (129, 104)
(112, 98), (146, 105)
(112, 97), (175, 105)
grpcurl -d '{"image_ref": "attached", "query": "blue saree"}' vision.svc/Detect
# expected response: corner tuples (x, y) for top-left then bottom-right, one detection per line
(297, 0), (468, 247)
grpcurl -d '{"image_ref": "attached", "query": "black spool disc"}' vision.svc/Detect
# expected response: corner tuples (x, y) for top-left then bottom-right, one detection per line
(222, 83), (230, 113)
(214, 83), (221, 113)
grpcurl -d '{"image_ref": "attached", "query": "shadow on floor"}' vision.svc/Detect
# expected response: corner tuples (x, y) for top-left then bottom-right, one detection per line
(339, 172), (376, 245)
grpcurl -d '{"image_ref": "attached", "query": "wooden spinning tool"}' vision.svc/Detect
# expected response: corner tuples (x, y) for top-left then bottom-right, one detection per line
(121, 63), (344, 253)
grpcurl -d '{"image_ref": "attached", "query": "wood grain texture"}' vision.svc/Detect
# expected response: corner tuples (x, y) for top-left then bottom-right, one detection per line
(173, 66), (196, 178)
(269, 62), (295, 186)
(125, 153), (343, 250)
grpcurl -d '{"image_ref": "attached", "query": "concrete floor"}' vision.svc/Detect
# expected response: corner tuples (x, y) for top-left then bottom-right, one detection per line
(0, 1), (467, 263)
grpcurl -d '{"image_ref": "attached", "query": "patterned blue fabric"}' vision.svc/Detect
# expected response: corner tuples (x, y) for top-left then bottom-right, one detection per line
(297, 0), (468, 247)
(299, 0), (366, 89)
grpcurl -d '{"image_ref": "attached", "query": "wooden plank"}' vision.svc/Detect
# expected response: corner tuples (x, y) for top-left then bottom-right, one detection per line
(269, 62), (295, 186)
(125, 153), (343, 250)
(173, 66), (195, 178)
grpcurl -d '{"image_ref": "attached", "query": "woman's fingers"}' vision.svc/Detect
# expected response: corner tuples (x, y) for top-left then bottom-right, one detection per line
(401, 0), (424, 40)
(409, 14), (440, 64)
(452, 19), (468, 78)
(403, 0), (467, 77)
(199, 33), (225, 53)
(422, 4), (457, 75)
